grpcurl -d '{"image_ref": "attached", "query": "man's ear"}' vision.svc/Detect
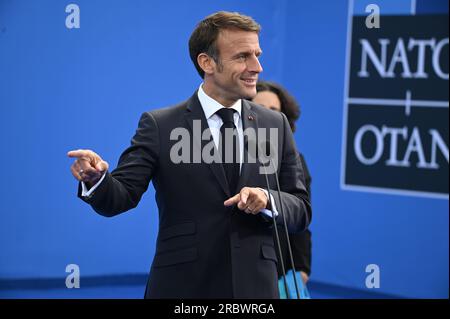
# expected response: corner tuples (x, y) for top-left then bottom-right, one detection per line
(197, 53), (215, 76)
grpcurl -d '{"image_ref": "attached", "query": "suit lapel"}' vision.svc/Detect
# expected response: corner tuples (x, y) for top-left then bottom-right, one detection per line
(237, 100), (259, 192)
(184, 92), (230, 197)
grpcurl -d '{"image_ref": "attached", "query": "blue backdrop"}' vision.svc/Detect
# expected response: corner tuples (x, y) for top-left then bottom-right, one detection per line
(0, 0), (448, 298)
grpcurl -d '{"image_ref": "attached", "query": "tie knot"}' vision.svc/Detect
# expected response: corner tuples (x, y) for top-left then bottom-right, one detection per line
(216, 108), (236, 126)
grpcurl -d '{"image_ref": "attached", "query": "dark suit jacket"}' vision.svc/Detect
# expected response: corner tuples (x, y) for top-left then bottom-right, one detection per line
(79, 92), (312, 298)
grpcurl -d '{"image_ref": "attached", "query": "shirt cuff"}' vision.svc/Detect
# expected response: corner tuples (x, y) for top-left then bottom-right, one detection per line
(81, 173), (106, 197)
(258, 188), (279, 218)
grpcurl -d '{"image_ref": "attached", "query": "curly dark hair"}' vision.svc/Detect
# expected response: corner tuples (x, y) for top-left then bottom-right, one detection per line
(256, 81), (301, 132)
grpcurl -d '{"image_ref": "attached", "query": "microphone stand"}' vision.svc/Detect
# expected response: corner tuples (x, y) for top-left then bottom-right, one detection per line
(269, 158), (301, 299)
(260, 161), (290, 299)
(263, 142), (301, 299)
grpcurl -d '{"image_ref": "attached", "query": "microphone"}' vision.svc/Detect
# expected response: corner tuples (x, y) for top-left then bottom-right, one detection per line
(256, 140), (301, 299)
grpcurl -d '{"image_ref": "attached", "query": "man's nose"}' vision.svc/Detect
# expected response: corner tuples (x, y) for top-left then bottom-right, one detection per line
(247, 55), (263, 73)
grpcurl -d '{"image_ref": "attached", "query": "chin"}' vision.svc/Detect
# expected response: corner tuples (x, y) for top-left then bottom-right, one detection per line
(241, 88), (257, 100)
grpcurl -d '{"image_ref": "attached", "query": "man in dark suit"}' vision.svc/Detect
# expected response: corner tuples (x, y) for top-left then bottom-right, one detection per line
(68, 11), (311, 298)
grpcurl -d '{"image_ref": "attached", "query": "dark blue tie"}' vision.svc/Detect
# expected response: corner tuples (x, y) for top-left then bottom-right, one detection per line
(216, 108), (240, 194)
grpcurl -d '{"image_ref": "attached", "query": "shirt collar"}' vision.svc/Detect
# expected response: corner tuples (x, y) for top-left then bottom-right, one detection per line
(197, 84), (242, 121)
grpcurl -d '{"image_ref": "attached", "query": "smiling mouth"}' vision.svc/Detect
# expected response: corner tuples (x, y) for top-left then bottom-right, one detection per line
(241, 78), (257, 85)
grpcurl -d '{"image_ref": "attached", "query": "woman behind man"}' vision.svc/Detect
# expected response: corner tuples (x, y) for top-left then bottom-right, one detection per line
(253, 81), (312, 299)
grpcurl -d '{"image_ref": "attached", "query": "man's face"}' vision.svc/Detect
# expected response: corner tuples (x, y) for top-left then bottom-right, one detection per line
(205, 29), (263, 106)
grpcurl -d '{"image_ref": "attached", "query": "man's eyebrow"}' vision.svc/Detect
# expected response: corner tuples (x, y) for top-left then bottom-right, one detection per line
(232, 49), (263, 58)
(232, 51), (250, 58)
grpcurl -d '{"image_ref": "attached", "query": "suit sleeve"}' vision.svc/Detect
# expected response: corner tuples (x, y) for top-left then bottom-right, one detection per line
(291, 229), (312, 275)
(78, 112), (160, 217)
(269, 112), (312, 233)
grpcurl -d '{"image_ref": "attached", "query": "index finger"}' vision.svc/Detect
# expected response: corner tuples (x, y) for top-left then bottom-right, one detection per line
(67, 150), (91, 158)
(224, 193), (240, 206)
